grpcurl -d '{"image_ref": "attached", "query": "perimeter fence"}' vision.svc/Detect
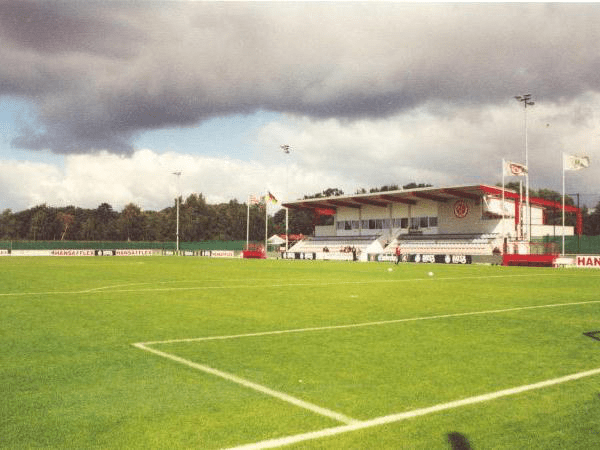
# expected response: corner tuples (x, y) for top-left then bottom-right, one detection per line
(531, 235), (600, 254)
(0, 240), (247, 252)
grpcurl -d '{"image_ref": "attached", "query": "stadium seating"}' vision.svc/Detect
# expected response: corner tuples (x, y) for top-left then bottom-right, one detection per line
(383, 233), (498, 256)
(288, 235), (382, 256)
(289, 233), (499, 259)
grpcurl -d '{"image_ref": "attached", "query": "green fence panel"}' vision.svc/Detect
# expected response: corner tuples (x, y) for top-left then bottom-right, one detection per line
(532, 235), (600, 254)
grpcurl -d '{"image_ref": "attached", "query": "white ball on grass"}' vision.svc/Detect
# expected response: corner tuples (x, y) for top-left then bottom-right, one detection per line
(387, 267), (393, 272)
(428, 271), (434, 277)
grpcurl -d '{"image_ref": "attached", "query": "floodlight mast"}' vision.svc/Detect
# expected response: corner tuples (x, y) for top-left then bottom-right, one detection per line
(281, 145), (291, 251)
(515, 94), (534, 241)
(172, 171), (182, 252)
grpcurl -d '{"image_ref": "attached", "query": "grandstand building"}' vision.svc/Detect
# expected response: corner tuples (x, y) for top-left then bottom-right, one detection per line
(282, 184), (581, 263)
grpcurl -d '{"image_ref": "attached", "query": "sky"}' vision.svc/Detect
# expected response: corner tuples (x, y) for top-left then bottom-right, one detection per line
(1, 1), (599, 213)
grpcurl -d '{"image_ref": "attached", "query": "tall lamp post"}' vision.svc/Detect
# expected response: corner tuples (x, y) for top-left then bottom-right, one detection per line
(514, 94), (534, 241)
(281, 145), (291, 252)
(172, 171), (182, 253)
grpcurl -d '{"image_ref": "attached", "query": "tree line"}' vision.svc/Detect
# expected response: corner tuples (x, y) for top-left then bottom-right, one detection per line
(0, 191), (325, 242)
(1, 184), (599, 241)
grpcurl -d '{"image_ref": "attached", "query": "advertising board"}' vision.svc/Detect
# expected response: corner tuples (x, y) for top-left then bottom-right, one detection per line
(575, 255), (600, 268)
(115, 249), (156, 256)
(51, 249), (95, 256)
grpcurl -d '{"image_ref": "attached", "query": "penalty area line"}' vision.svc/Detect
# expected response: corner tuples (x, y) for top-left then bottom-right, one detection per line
(225, 366), (600, 450)
(139, 299), (600, 346)
(132, 342), (358, 426)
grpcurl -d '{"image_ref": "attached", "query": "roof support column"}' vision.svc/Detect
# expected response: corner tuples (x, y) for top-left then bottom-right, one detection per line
(389, 203), (393, 238)
(515, 198), (520, 234)
(359, 206), (362, 236)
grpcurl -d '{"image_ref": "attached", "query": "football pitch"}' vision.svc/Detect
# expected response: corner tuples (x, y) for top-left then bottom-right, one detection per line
(2, 257), (600, 449)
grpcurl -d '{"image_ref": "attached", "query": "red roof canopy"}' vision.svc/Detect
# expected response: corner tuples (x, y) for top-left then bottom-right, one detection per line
(283, 184), (579, 213)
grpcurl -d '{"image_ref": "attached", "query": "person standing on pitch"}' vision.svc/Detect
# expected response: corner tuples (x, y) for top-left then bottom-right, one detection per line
(395, 246), (402, 264)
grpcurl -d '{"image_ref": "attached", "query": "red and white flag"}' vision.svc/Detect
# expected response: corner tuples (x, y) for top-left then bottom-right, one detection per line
(503, 160), (528, 177)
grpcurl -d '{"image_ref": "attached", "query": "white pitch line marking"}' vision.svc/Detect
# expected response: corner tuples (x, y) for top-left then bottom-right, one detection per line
(224, 366), (600, 450)
(138, 299), (600, 346)
(81, 282), (151, 292)
(0, 272), (560, 297)
(133, 342), (359, 426)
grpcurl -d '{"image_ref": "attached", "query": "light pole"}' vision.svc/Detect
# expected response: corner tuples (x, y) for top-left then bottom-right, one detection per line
(515, 94), (534, 241)
(281, 145), (290, 252)
(172, 171), (181, 253)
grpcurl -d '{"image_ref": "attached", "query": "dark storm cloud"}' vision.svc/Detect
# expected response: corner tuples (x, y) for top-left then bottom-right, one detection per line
(3, 1), (600, 154)
(0, 0), (145, 57)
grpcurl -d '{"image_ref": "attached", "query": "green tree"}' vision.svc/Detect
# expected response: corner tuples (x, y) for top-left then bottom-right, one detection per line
(95, 203), (118, 240)
(57, 212), (75, 240)
(586, 201), (600, 235)
(0, 209), (17, 239)
(117, 203), (144, 241)
(30, 205), (50, 240)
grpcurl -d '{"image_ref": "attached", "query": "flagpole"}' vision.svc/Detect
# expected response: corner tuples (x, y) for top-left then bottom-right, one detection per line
(519, 180), (523, 240)
(502, 159), (506, 246)
(246, 195), (250, 250)
(562, 153), (566, 255)
(525, 173), (531, 242)
(282, 144), (291, 252)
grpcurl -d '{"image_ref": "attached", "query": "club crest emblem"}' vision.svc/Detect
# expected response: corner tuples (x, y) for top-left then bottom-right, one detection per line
(453, 200), (469, 218)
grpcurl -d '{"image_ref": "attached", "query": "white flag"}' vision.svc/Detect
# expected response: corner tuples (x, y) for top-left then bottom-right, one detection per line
(563, 153), (590, 171)
(503, 160), (528, 177)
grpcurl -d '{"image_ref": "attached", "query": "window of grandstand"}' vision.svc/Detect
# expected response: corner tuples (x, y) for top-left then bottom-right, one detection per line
(336, 217), (437, 231)
(411, 216), (438, 229)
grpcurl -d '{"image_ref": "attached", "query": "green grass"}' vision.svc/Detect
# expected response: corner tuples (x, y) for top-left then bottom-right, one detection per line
(1, 257), (599, 449)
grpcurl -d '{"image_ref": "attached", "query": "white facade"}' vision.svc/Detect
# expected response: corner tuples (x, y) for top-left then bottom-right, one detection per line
(329, 196), (568, 240)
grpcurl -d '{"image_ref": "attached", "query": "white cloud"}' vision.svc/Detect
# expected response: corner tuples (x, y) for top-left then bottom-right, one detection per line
(0, 148), (351, 212)
(257, 95), (600, 200)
